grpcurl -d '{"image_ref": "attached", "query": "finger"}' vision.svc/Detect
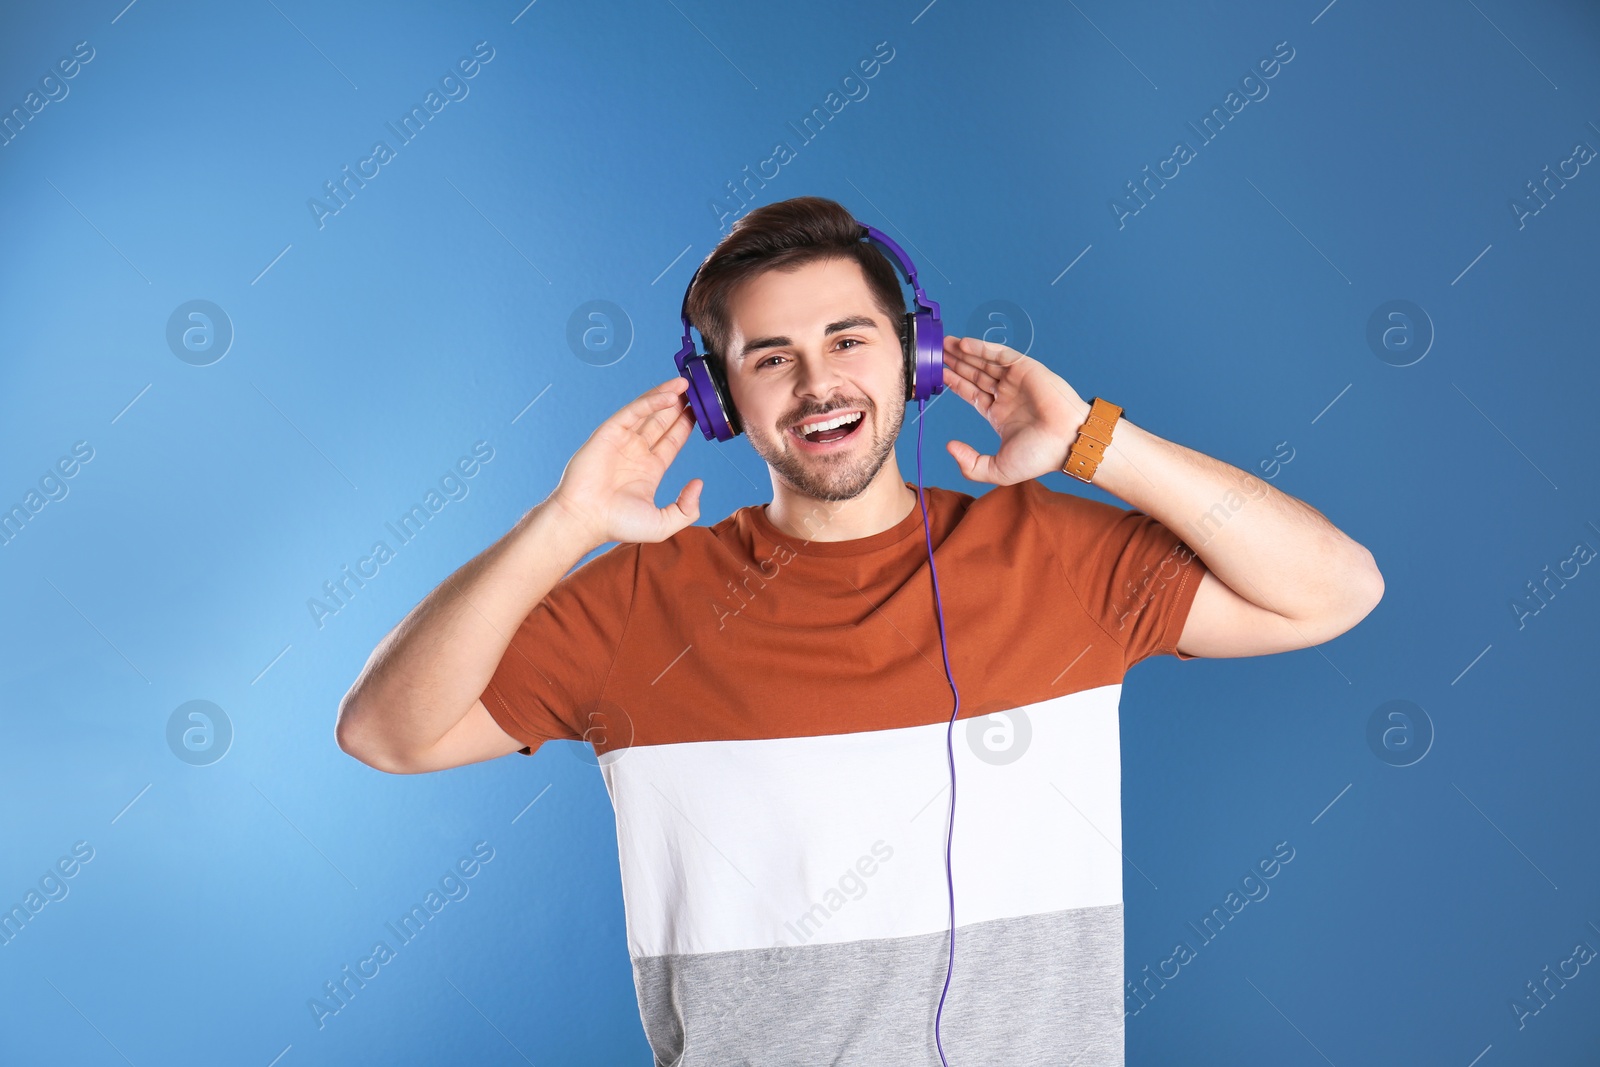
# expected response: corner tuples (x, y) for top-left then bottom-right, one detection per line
(940, 342), (1004, 383)
(648, 400), (696, 457)
(960, 335), (1024, 364)
(942, 365), (993, 413)
(946, 439), (998, 484)
(954, 334), (1022, 366)
(615, 381), (688, 431)
(951, 358), (1003, 395)
(944, 338), (1006, 387)
(611, 378), (689, 432)
(638, 387), (691, 441)
(661, 477), (703, 532)
(945, 335), (995, 364)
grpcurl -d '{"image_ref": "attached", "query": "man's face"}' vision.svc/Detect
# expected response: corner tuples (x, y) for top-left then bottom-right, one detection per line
(722, 257), (906, 502)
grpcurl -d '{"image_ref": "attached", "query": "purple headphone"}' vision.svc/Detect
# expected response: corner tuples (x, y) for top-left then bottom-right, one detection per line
(672, 221), (946, 440)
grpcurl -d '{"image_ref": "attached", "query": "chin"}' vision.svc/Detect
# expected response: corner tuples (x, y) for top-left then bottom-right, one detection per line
(752, 403), (906, 502)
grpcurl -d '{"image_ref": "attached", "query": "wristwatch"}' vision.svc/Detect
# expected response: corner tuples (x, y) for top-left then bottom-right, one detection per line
(1061, 397), (1122, 483)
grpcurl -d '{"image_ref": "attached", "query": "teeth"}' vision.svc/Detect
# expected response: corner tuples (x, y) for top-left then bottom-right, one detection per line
(796, 411), (862, 436)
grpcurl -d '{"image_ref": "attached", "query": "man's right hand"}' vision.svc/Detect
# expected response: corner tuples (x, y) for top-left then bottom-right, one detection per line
(549, 376), (705, 546)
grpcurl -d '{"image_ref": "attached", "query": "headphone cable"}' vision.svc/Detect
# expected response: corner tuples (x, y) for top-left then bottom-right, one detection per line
(914, 395), (960, 1067)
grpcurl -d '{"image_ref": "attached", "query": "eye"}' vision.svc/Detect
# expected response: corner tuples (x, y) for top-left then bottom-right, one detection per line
(757, 338), (862, 368)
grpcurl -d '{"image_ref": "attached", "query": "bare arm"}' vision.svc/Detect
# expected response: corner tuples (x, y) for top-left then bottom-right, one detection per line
(938, 334), (1383, 659)
(1088, 417), (1384, 656)
(336, 377), (704, 774)
(334, 497), (601, 773)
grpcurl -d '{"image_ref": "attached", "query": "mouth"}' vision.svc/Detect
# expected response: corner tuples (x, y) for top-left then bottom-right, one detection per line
(787, 409), (866, 453)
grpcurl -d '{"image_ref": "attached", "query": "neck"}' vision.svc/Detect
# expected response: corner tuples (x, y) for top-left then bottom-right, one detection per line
(763, 457), (919, 543)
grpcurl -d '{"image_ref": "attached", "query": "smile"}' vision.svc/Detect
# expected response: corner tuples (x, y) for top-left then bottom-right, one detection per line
(788, 410), (865, 452)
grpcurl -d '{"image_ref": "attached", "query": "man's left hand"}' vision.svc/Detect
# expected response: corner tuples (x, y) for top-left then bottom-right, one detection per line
(939, 335), (1092, 485)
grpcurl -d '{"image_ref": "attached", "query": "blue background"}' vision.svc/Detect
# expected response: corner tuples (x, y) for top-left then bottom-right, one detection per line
(3, 0), (1599, 1063)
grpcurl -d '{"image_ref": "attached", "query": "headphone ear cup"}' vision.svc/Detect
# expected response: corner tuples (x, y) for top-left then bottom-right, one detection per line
(904, 308), (946, 402)
(681, 352), (739, 441)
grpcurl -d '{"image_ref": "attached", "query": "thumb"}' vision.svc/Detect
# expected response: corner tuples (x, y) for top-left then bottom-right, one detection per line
(664, 478), (703, 530)
(947, 440), (994, 484)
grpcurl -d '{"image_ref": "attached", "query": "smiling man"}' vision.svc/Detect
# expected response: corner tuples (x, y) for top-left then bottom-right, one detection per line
(335, 196), (1384, 1066)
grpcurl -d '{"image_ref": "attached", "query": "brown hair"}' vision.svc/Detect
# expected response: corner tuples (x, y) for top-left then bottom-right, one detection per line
(684, 196), (907, 380)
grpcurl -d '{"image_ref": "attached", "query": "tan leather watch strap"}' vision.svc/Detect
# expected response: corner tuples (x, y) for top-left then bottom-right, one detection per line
(1061, 397), (1122, 483)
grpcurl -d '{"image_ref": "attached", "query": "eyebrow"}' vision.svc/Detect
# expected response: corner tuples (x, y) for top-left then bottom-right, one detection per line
(736, 316), (879, 366)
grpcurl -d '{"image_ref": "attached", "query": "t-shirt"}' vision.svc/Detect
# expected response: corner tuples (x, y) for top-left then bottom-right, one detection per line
(480, 478), (1207, 1066)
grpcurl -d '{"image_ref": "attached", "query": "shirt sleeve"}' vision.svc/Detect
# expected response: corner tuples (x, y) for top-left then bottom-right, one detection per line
(1020, 479), (1208, 669)
(480, 540), (640, 756)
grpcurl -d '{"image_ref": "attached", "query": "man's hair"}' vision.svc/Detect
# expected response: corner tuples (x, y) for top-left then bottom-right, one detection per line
(684, 196), (907, 378)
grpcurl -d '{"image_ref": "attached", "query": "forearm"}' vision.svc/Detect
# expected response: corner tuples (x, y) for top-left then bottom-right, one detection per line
(1082, 412), (1381, 624)
(336, 495), (601, 762)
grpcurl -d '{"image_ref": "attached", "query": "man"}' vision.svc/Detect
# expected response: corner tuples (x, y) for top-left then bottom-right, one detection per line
(336, 196), (1383, 1065)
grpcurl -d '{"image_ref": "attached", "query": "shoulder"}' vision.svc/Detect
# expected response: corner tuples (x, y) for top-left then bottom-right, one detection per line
(558, 539), (642, 595)
(1012, 477), (1139, 533)
(563, 523), (719, 599)
(947, 477), (1102, 534)
(630, 508), (748, 570)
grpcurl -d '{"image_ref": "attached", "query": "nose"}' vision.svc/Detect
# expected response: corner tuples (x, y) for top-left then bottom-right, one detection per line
(792, 348), (848, 405)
